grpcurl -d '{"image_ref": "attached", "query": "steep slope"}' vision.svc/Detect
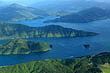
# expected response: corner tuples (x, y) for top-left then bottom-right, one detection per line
(45, 7), (110, 23)
(0, 22), (97, 39)
(0, 39), (51, 55)
(0, 52), (110, 73)
(0, 3), (48, 21)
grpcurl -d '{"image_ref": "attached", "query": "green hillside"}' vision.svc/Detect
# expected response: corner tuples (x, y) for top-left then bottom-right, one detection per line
(0, 22), (97, 39)
(45, 7), (110, 23)
(0, 39), (52, 55)
(0, 3), (48, 21)
(100, 64), (110, 73)
(0, 52), (110, 73)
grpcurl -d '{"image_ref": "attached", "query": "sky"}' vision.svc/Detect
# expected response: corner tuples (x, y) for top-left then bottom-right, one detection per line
(95, 0), (110, 2)
(0, 0), (38, 4)
(0, 0), (110, 5)
(0, 0), (43, 5)
(1, 0), (110, 2)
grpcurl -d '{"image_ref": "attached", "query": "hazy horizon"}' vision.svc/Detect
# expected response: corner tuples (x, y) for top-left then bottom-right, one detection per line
(1, 0), (110, 5)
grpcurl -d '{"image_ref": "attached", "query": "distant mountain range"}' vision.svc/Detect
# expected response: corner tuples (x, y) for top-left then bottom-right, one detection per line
(31, 0), (94, 11)
(0, 1), (110, 21)
(31, 0), (110, 12)
(0, 22), (97, 39)
(30, 0), (96, 16)
(0, 3), (48, 21)
(45, 7), (110, 23)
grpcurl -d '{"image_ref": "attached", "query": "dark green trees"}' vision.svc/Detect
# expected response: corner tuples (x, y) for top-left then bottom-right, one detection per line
(0, 52), (110, 73)
(0, 39), (52, 55)
(0, 23), (97, 39)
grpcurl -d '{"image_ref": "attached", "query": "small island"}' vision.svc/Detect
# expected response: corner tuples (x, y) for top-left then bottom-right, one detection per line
(0, 39), (52, 55)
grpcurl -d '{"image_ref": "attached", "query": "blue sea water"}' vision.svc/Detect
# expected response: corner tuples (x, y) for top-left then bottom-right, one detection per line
(0, 16), (110, 66)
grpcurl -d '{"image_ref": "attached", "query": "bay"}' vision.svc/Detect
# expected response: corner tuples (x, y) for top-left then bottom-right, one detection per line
(0, 16), (110, 66)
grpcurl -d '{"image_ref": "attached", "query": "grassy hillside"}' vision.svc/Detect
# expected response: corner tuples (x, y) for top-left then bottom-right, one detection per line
(100, 64), (110, 73)
(0, 22), (97, 39)
(45, 7), (110, 23)
(0, 39), (52, 55)
(0, 3), (48, 21)
(0, 52), (110, 73)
